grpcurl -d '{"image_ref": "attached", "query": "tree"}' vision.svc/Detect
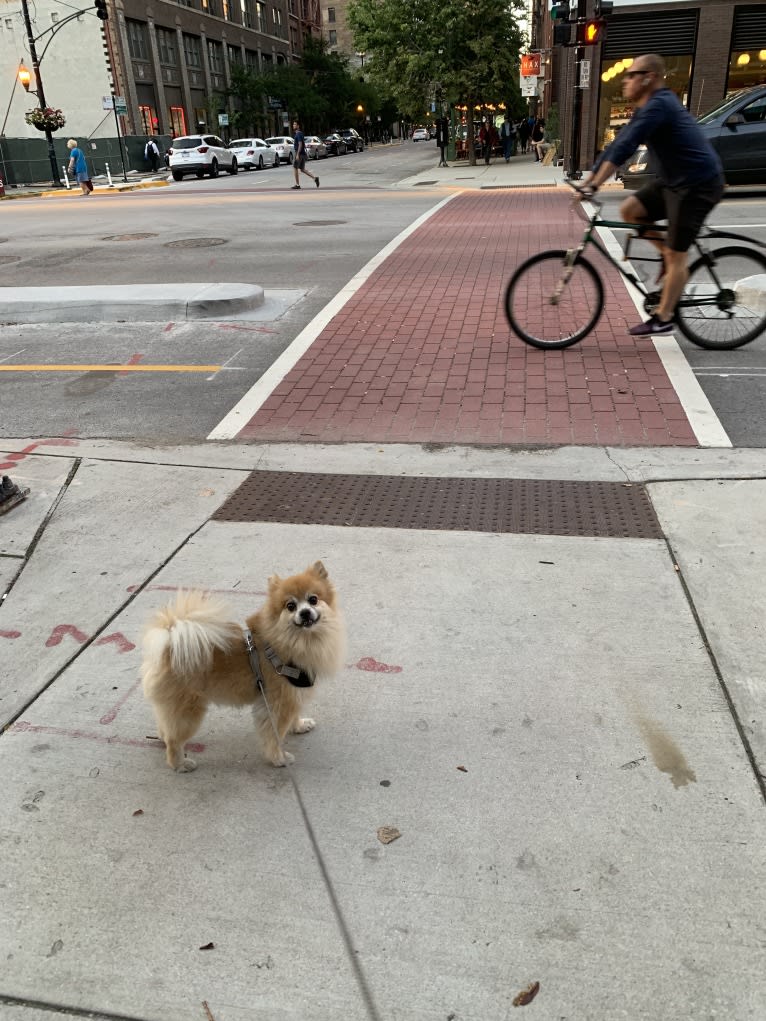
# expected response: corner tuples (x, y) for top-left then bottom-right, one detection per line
(348, 0), (526, 162)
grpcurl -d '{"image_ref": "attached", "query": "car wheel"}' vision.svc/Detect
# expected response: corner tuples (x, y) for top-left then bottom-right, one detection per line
(228, 157), (238, 175)
(257, 155), (264, 170)
(171, 170), (183, 181)
(288, 151), (294, 165)
(209, 159), (219, 178)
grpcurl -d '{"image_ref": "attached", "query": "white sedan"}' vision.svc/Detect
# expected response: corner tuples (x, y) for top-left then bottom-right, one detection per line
(264, 136), (295, 164)
(304, 135), (327, 159)
(412, 128), (430, 142)
(229, 137), (280, 171)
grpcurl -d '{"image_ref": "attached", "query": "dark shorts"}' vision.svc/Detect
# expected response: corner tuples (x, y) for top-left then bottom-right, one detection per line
(294, 154), (306, 170)
(634, 177), (724, 252)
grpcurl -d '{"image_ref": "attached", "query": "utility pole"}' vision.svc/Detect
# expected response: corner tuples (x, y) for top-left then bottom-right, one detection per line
(19, 0), (61, 186)
(567, 0), (587, 179)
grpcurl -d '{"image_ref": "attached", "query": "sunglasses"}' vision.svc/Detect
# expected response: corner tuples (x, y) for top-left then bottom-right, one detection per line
(623, 69), (649, 78)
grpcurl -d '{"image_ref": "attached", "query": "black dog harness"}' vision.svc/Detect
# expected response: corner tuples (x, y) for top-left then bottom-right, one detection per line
(244, 629), (314, 691)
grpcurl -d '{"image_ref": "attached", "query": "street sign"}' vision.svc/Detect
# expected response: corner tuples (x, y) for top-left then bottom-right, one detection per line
(102, 95), (113, 110)
(579, 60), (591, 89)
(520, 77), (538, 97)
(521, 53), (542, 77)
(114, 96), (127, 115)
(218, 113), (229, 126)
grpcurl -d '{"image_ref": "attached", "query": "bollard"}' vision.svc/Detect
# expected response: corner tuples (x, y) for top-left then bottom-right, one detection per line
(0, 176), (4, 198)
(105, 162), (114, 187)
(62, 166), (71, 189)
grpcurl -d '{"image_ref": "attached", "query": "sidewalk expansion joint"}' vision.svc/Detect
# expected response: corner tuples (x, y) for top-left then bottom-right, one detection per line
(0, 993), (154, 1021)
(213, 471), (664, 540)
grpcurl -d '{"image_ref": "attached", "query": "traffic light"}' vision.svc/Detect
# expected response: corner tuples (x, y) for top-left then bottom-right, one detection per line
(551, 1), (571, 19)
(594, 1), (614, 15)
(577, 18), (604, 45)
(553, 22), (574, 46)
(94, 0), (108, 21)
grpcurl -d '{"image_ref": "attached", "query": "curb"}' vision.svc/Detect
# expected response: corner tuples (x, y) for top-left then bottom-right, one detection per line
(1, 178), (170, 201)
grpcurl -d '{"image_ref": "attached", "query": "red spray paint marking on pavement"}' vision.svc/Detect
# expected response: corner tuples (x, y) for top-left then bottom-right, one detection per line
(45, 624), (89, 648)
(353, 657), (403, 674)
(100, 677), (143, 725)
(0, 437), (79, 471)
(163, 323), (175, 332)
(0, 629), (22, 640)
(94, 632), (135, 653)
(116, 354), (144, 376)
(9, 719), (204, 754)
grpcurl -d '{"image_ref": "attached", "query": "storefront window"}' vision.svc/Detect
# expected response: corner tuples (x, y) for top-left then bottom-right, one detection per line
(596, 54), (691, 157)
(728, 50), (766, 92)
(138, 105), (157, 135)
(169, 106), (186, 137)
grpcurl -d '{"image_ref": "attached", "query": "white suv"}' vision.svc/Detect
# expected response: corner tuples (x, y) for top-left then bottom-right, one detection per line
(168, 135), (238, 180)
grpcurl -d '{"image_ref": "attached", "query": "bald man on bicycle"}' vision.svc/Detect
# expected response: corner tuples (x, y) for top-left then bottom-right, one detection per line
(578, 53), (725, 336)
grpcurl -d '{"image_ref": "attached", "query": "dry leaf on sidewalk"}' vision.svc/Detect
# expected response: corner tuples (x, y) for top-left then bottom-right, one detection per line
(377, 826), (401, 844)
(457, 765), (468, 772)
(202, 1002), (217, 1021)
(512, 981), (540, 1006)
(199, 942), (215, 950)
(132, 809), (144, 816)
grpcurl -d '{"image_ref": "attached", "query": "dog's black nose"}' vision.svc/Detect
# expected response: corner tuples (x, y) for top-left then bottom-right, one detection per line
(299, 607), (313, 621)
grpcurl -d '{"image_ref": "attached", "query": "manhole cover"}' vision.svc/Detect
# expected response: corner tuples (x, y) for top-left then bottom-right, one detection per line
(102, 233), (159, 241)
(292, 220), (347, 227)
(0, 255), (20, 264)
(164, 237), (228, 248)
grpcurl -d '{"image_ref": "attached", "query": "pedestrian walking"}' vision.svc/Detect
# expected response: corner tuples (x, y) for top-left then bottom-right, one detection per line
(500, 114), (516, 162)
(579, 52), (725, 336)
(144, 138), (161, 172)
(479, 120), (499, 165)
(66, 139), (92, 196)
(517, 118), (530, 154)
(435, 116), (449, 167)
(291, 120), (319, 189)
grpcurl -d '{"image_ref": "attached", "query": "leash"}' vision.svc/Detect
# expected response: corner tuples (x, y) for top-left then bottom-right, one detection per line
(243, 630), (382, 1021)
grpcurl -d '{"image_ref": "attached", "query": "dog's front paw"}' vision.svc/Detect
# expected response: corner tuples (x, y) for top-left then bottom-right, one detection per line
(293, 717), (316, 734)
(270, 750), (295, 767)
(174, 756), (197, 773)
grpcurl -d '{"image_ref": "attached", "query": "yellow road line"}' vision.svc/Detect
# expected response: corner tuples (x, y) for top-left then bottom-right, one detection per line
(0, 364), (220, 373)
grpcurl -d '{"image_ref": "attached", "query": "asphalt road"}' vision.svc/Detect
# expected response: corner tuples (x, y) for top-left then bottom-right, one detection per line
(1, 155), (765, 446)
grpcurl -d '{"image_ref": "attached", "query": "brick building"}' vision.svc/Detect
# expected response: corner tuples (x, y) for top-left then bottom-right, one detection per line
(533, 0), (766, 174)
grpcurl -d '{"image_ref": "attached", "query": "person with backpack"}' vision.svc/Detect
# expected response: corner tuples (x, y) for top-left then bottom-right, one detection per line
(500, 115), (516, 162)
(144, 138), (161, 172)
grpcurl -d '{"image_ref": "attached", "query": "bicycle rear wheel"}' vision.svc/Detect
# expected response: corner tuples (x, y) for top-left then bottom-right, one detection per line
(676, 246), (766, 350)
(505, 251), (604, 350)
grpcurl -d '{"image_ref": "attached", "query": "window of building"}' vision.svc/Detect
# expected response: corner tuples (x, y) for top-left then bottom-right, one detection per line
(207, 39), (224, 74)
(138, 104), (158, 134)
(728, 49), (766, 92)
(169, 105), (187, 136)
(328, 29), (336, 46)
(597, 54), (692, 154)
(156, 28), (177, 65)
(273, 7), (281, 28)
(240, 0), (253, 29)
(245, 49), (259, 70)
(183, 33), (202, 67)
(126, 19), (150, 61)
(327, 7), (335, 23)
(257, 1), (266, 31)
(222, 0), (231, 21)
(227, 43), (241, 66)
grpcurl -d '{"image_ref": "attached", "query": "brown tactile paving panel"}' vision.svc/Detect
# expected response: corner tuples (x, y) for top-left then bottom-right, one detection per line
(212, 471), (664, 540)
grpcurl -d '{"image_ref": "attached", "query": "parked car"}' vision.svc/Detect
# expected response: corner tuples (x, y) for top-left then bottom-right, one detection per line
(264, 136), (295, 164)
(620, 84), (766, 189)
(167, 135), (238, 180)
(228, 137), (280, 171)
(412, 127), (430, 142)
(323, 133), (348, 156)
(304, 135), (327, 159)
(339, 128), (364, 152)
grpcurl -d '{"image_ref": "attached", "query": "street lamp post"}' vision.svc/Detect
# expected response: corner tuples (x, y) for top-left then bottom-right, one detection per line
(19, 0), (62, 186)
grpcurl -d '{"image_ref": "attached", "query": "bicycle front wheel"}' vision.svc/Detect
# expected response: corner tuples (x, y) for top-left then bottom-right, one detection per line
(676, 246), (766, 350)
(505, 251), (604, 350)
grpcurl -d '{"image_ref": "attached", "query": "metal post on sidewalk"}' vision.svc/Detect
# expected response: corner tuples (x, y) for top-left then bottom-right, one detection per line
(19, 0), (61, 187)
(567, 0), (587, 179)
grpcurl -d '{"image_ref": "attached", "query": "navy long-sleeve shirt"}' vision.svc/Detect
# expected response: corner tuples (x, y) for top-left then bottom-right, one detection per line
(595, 87), (723, 188)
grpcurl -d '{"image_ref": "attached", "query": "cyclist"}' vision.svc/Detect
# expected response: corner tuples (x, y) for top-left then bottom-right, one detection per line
(578, 53), (725, 336)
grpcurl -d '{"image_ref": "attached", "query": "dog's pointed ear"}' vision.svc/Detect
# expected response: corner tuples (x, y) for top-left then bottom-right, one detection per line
(267, 573), (281, 590)
(311, 560), (328, 579)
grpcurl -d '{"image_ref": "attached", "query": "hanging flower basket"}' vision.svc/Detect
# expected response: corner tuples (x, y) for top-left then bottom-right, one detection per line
(24, 107), (66, 132)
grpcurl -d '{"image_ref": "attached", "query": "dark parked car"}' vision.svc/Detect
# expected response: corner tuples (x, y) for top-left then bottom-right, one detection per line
(323, 133), (348, 156)
(620, 84), (766, 189)
(339, 128), (365, 152)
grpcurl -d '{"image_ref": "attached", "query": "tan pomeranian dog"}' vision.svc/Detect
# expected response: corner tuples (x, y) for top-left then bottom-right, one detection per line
(141, 561), (345, 772)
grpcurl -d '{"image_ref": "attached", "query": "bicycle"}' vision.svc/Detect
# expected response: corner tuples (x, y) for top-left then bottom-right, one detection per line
(504, 181), (766, 350)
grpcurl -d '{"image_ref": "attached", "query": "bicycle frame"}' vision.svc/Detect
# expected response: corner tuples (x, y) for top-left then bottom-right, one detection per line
(572, 198), (766, 311)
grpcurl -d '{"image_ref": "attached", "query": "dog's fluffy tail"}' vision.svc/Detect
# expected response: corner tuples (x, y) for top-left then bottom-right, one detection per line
(143, 591), (240, 677)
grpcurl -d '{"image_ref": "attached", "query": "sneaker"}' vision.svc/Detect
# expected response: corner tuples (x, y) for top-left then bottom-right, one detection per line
(315, 176), (320, 188)
(291, 185), (300, 190)
(628, 315), (674, 336)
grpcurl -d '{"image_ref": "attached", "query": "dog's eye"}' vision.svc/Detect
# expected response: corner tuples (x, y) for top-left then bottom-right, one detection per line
(286, 600), (297, 612)
(308, 595), (318, 606)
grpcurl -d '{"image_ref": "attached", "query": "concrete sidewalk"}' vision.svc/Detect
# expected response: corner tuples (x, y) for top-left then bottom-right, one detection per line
(1, 438), (765, 1021)
(1, 152), (765, 1020)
